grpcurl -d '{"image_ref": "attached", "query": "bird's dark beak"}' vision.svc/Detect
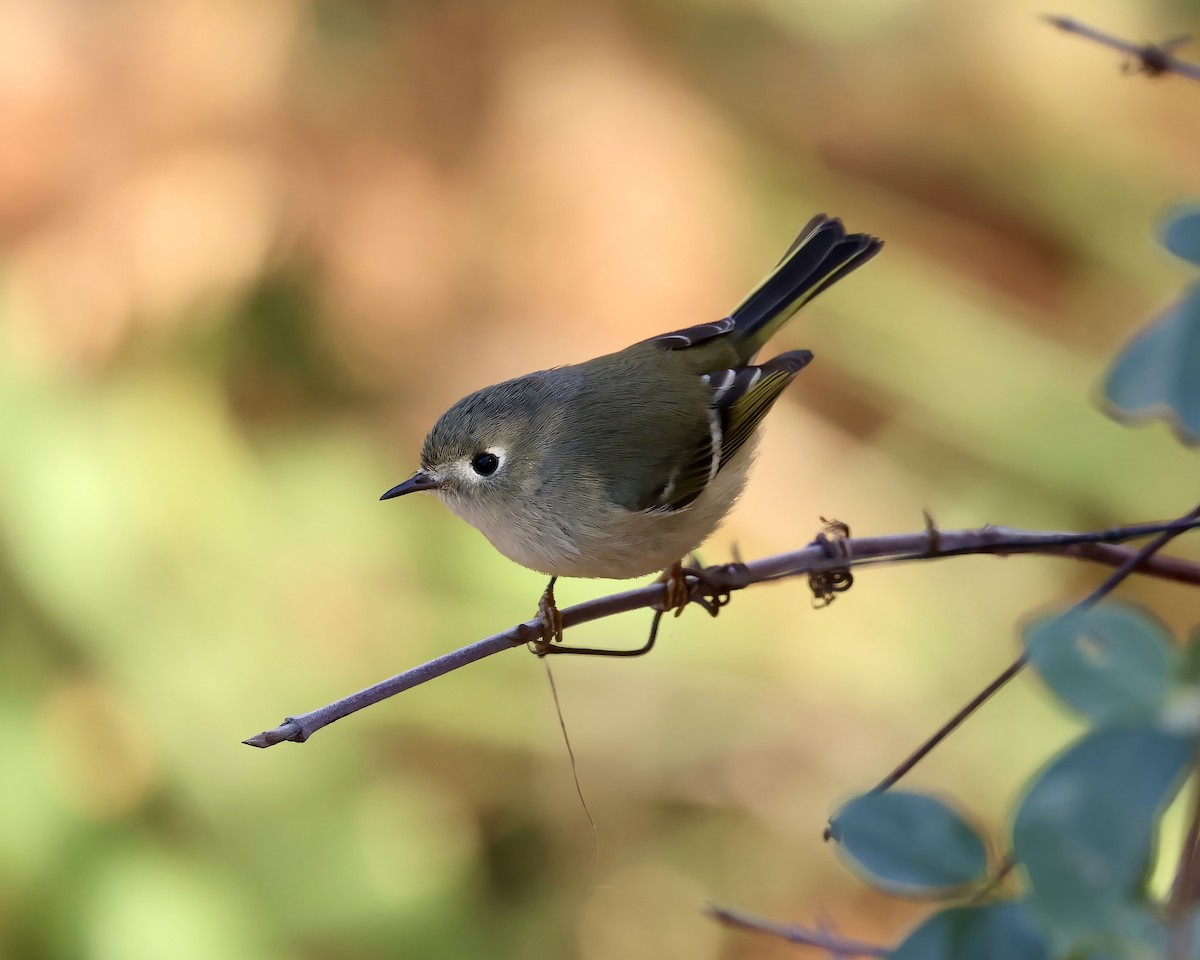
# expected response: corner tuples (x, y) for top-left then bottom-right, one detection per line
(380, 470), (442, 500)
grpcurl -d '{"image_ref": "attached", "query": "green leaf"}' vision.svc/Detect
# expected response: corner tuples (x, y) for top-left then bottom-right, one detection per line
(829, 791), (988, 896)
(1162, 205), (1200, 266)
(1012, 726), (1193, 951)
(1178, 629), (1200, 684)
(1024, 603), (1178, 724)
(1103, 280), (1200, 444)
(890, 902), (1049, 960)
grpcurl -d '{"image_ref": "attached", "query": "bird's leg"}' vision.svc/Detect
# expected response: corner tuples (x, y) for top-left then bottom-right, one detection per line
(531, 573), (661, 658)
(655, 561), (691, 617)
(532, 576), (565, 654)
(538, 558), (731, 658)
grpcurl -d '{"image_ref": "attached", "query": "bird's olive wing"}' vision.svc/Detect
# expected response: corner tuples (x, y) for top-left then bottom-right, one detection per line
(638, 350), (813, 513)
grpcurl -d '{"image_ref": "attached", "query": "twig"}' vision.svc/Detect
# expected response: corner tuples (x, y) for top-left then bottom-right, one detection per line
(1044, 15), (1200, 82)
(871, 503), (1200, 793)
(706, 904), (886, 956)
(969, 853), (1017, 904)
(243, 516), (1200, 748)
(1061, 541), (1200, 583)
(871, 658), (1026, 794)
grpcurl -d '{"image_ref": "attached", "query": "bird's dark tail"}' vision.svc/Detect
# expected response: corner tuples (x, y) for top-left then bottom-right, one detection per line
(730, 214), (882, 359)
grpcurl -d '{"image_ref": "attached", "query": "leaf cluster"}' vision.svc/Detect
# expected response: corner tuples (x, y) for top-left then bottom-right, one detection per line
(826, 206), (1200, 959)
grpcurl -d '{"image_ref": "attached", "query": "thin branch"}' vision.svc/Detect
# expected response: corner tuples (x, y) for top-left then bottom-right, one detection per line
(706, 904), (886, 957)
(871, 657), (1026, 794)
(969, 853), (1017, 904)
(872, 503), (1200, 793)
(243, 516), (1200, 748)
(1061, 541), (1200, 584)
(1044, 14), (1200, 82)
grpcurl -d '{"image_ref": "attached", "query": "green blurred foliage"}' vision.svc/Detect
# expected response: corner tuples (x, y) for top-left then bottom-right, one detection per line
(1013, 725), (1192, 954)
(1104, 203), (1200, 444)
(1, 0), (1199, 957)
(891, 902), (1049, 960)
(845, 605), (1197, 956)
(1025, 602), (1179, 725)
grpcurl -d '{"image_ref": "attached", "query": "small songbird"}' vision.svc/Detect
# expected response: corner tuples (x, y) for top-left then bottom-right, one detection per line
(382, 214), (882, 647)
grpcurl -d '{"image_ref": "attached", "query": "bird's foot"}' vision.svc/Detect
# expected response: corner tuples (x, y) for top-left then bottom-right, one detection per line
(529, 576), (564, 656)
(655, 558), (732, 619)
(656, 562), (690, 618)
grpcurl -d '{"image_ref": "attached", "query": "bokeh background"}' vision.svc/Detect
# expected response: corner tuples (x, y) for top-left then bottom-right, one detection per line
(2, 0), (1199, 957)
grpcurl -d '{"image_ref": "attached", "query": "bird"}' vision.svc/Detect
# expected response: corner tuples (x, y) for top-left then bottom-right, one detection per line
(381, 214), (882, 651)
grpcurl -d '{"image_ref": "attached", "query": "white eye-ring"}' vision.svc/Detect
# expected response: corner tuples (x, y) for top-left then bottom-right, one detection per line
(468, 447), (505, 478)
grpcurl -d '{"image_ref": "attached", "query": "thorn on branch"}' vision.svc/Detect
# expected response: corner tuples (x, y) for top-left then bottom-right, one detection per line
(923, 509), (941, 556)
(1044, 14), (1200, 83)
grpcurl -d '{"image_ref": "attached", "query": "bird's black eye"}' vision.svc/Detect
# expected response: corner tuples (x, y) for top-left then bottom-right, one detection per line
(471, 452), (500, 476)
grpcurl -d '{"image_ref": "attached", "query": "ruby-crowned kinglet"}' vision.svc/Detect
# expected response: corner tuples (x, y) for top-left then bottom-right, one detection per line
(382, 214), (881, 648)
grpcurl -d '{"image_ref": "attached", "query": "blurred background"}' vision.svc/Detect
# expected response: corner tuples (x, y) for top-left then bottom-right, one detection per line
(2, 0), (1199, 957)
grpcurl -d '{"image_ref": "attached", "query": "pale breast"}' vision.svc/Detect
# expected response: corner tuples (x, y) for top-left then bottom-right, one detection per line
(438, 486), (586, 576)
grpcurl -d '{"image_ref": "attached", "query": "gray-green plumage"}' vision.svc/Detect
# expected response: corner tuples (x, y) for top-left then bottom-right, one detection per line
(387, 214), (882, 580)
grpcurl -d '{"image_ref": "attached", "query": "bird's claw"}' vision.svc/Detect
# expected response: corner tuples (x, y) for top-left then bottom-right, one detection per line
(657, 562), (690, 617)
(655, 560), (732, 619)
(529, 578), (564, 656)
